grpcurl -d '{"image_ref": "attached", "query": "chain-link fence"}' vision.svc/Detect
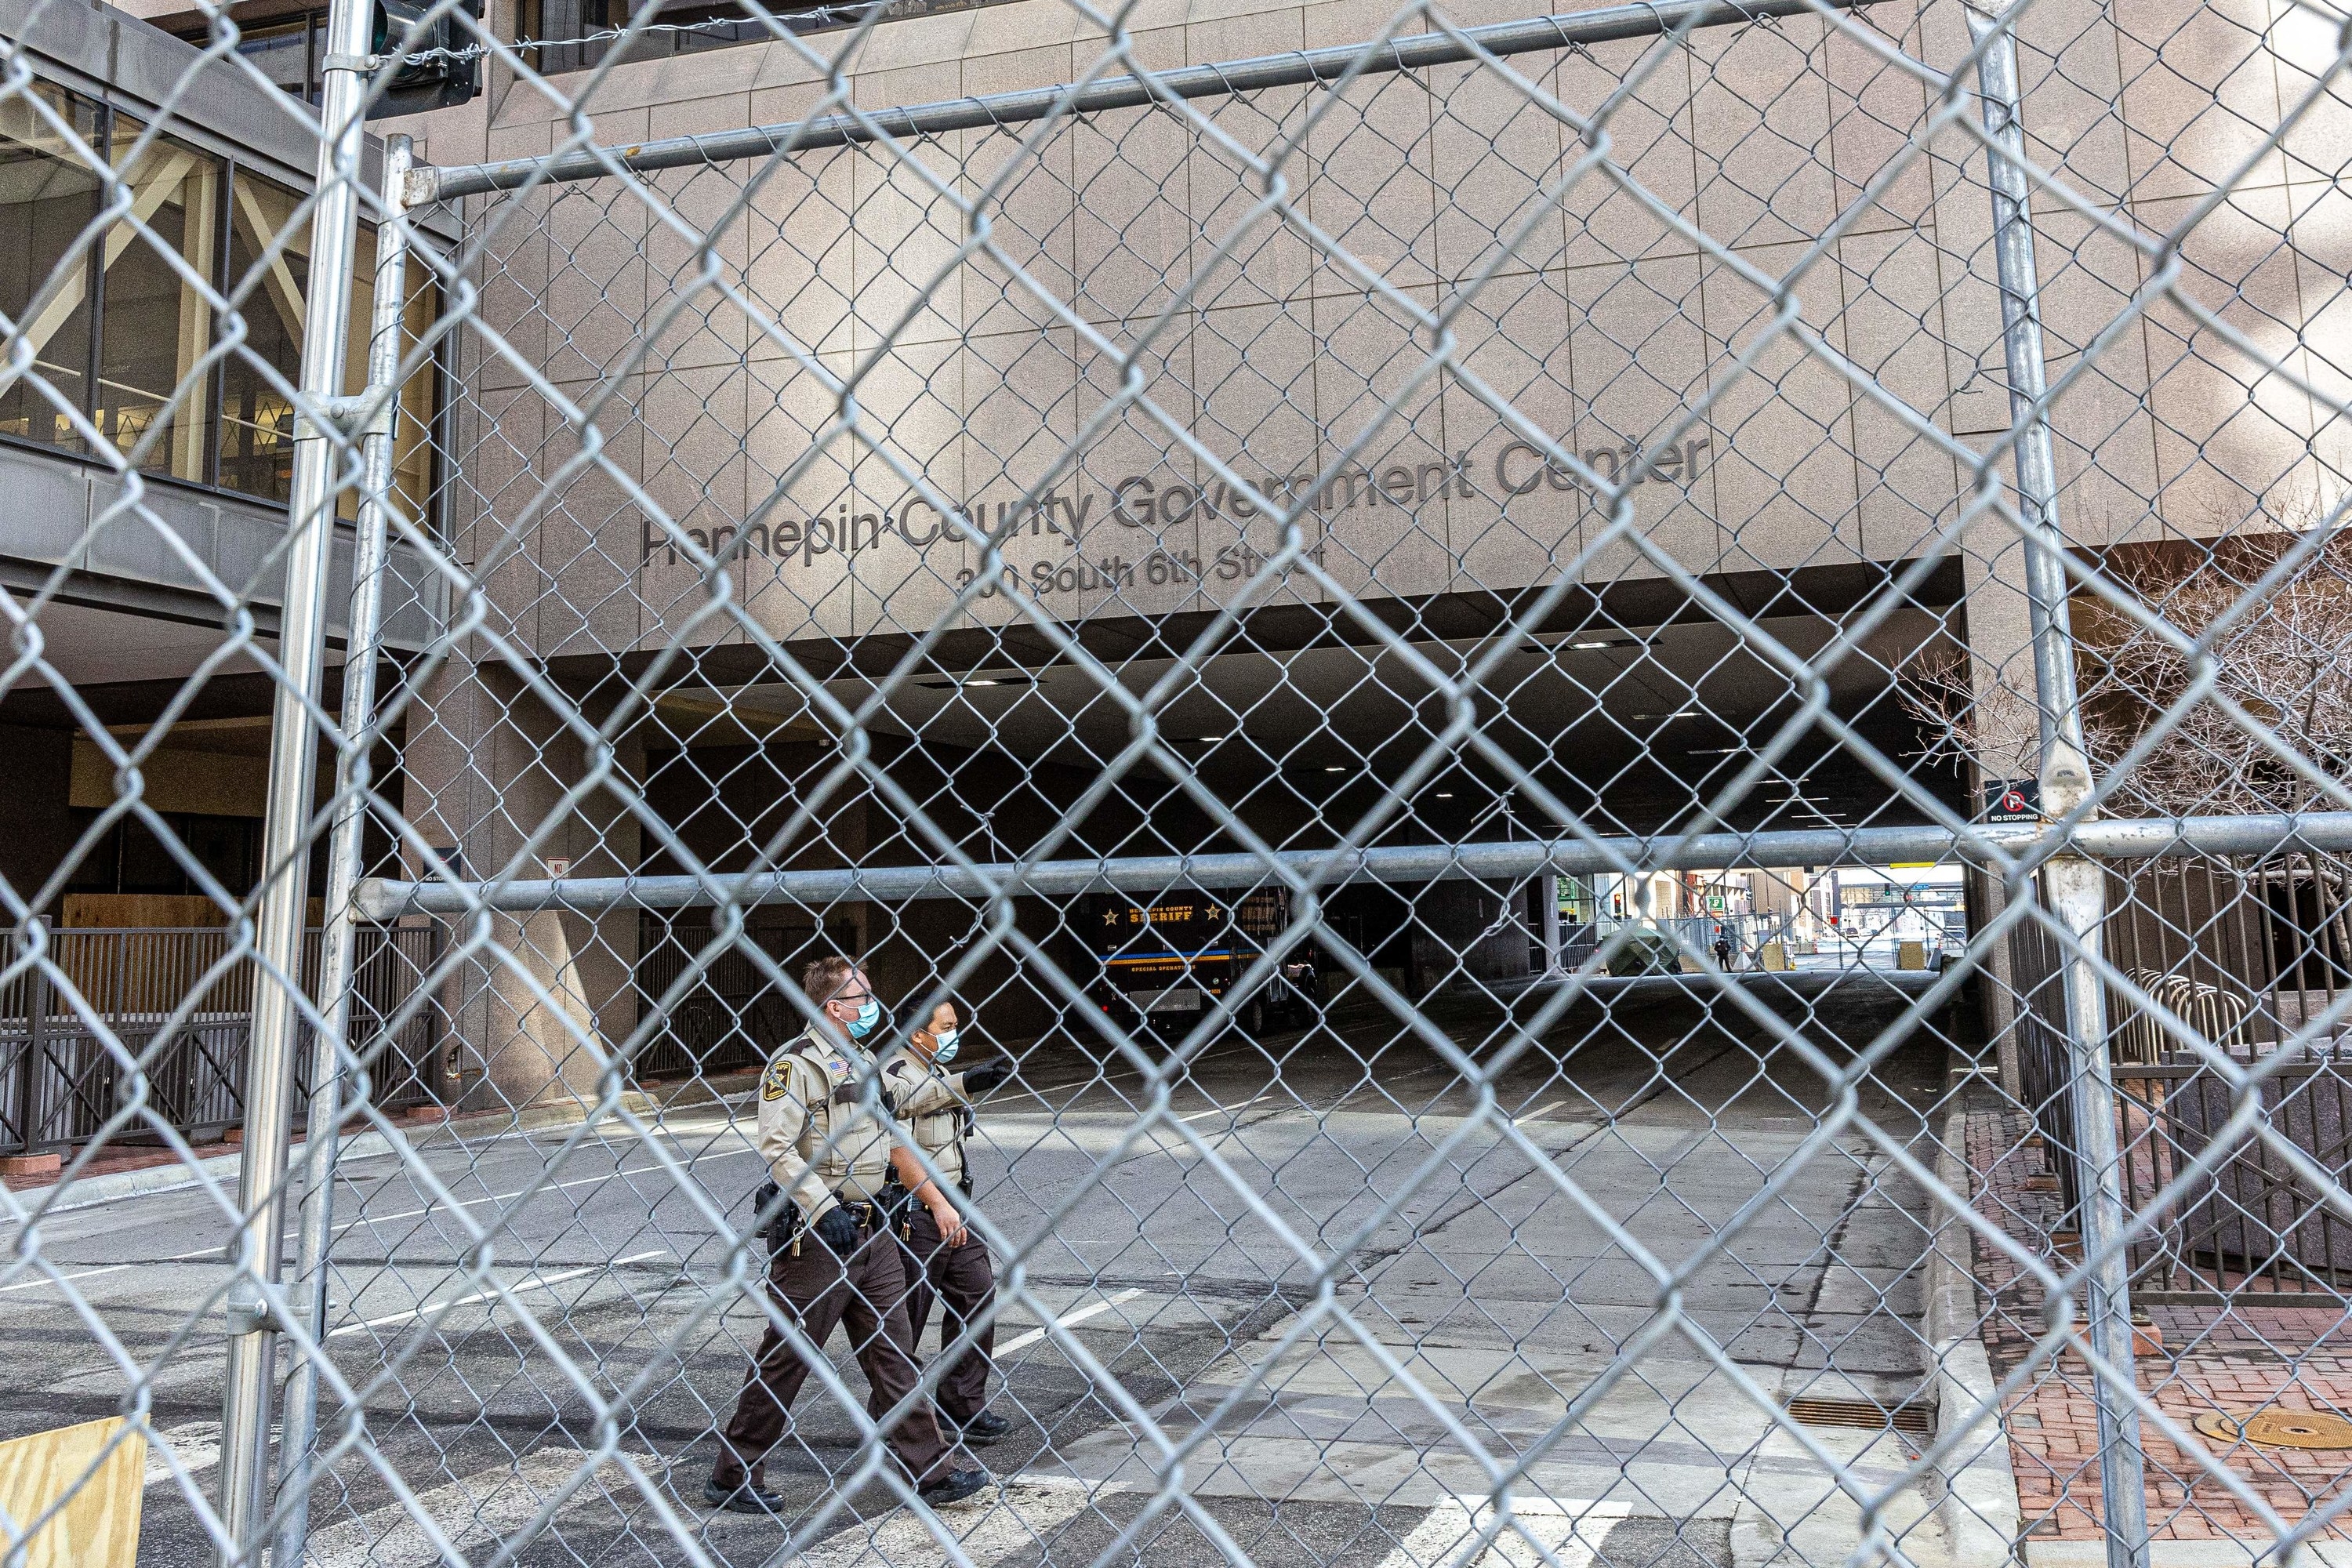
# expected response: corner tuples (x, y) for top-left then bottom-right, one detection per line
(2, 0), (2350, 1562)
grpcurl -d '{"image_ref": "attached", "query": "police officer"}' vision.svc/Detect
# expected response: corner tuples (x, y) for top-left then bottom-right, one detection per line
(705, 956), (991, 1512)
(883, 1002), (1013, 1443)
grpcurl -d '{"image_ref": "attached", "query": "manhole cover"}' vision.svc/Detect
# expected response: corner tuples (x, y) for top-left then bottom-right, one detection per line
(2194, 1410), (2352, 1450)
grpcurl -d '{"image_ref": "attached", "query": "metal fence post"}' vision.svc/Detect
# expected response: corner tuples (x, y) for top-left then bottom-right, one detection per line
(268, 131), (416, 1568)
(212, 0), (380, 1555)
(1969, 9), (2151, 1568)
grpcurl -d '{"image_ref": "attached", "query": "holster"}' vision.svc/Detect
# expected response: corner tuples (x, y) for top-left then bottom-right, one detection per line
(878, 1178), (917, 1236)
(753, 1179), (802, 1250)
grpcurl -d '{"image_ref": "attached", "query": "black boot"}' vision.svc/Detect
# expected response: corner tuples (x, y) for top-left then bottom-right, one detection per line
(917, 1467), (993, 1506)
(702, 1473), (784, 1513)
(953, 1411), (1012, 1444)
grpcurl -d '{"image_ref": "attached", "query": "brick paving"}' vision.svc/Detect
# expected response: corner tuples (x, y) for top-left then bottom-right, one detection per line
(1967, 1105), (2352, 1541)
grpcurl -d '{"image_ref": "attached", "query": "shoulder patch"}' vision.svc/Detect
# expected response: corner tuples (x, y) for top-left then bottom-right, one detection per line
(760, 1057), (793, 1102)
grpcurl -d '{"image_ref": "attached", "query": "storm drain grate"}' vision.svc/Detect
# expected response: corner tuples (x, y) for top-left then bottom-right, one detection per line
(1785, 1397), (1936, 1436)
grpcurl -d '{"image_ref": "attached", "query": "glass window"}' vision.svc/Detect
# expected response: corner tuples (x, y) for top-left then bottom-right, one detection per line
(515, 0), (776, 73)
(217, 170), (305, 502)
(99, 118), (222, 485)
(0, 85), (102, 453)
(234, 15), (325, 103)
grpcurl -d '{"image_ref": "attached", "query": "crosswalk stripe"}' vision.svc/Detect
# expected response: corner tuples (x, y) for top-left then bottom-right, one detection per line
(1375, 1498), (1635, 1568)
(305, 1448), (652, 1568)
(790, 1477), (1094, 1567)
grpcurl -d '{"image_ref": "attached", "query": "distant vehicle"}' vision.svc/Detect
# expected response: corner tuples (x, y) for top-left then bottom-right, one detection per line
(1078, 888), (1322, 1033)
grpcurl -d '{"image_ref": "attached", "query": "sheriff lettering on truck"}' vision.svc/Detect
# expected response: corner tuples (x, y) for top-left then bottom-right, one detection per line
(1079, 888), (1322, 1035)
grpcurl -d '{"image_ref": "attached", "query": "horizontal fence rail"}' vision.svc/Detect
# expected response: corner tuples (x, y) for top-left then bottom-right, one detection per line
(357, 812), (2352, 916)
(414, 0), (1868, 200)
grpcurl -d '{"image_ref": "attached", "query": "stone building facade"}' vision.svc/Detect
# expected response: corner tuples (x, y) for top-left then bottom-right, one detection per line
(108, 0), (2348, 1102)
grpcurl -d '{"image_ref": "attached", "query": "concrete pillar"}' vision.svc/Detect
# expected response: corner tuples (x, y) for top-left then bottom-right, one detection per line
(401, 652), (643, 1113)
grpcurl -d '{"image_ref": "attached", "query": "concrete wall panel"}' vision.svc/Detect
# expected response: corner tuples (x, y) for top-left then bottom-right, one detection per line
(741, 347), (864, 642)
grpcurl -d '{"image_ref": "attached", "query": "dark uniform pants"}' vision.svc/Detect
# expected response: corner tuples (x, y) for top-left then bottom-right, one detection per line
(901, 1204), (997, 1424)
(714, 1219), (956, 1486)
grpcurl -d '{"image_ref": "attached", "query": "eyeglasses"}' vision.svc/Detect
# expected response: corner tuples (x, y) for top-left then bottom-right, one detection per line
(833, 989), (873, 1005)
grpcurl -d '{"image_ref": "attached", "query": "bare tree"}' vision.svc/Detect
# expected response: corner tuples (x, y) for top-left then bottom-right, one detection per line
(2077, 528), (2352, 818)
(1901, 521), (2352, 995)
(1898, 523), (2352, 818)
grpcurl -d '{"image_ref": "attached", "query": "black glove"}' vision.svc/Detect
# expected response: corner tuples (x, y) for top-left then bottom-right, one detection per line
(813, 1206), (864, 1256)
(961, 1058), (1012, 1095)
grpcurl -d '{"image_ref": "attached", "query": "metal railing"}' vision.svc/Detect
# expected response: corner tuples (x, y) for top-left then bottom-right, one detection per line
(0, 927), (445, 1153)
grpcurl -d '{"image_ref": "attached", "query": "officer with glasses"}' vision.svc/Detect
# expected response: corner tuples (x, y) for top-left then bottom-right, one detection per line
(706, 955), (992, 1513)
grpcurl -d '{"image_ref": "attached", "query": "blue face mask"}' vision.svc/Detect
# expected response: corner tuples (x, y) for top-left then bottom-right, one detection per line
(932, 1029), (959, 1064)
(847, 996), (881, 1040)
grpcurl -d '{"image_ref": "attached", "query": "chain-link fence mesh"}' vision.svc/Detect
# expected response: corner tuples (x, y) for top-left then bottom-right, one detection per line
(2, 0), (2351, 1562)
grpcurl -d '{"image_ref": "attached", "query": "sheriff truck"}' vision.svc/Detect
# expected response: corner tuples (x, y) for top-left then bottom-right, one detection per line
(1078, 888), (1323, 1034)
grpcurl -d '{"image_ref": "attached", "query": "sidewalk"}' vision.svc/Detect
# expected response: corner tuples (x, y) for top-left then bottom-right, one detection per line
(1964, 1104), (2352, 1551)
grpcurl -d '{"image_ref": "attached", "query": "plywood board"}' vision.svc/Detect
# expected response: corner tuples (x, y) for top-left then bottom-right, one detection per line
(0, 1416), (145, 1568)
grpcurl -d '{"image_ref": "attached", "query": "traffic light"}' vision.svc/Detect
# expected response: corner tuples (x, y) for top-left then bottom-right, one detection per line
(365, 0), (484, 118)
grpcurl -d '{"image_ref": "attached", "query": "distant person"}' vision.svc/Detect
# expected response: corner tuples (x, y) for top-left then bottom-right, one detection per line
(884, 1000), (1013, 1445)
(705, 956), (990, 1513)
(1713, 927), (1733, 970)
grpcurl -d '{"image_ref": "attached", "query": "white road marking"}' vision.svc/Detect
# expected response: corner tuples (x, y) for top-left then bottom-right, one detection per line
(1377, 1497), (1634, 1568)
(789, 1476), (1093, 1566)
(327, 1250), (669, 1339)
(1178, 1094), (1272, 1123)
(996, 1287), (1145, 1354)
(0, 1262), (132, 1294)
(306, 1447), (652, 1568)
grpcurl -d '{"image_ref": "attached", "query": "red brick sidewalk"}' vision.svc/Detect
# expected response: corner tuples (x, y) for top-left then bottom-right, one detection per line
(1967, 1106), (2352, 1542)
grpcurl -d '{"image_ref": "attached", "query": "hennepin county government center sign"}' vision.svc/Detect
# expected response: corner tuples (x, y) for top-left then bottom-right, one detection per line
(636, 430), (1719, 600)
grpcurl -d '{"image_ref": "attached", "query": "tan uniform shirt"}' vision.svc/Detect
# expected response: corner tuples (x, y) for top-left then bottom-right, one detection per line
(882, 1049), (973, 1186)
(756, 1025), (895, 1221)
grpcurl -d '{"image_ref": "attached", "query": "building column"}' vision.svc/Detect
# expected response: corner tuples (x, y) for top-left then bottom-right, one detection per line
(401, 652), (643, 1114)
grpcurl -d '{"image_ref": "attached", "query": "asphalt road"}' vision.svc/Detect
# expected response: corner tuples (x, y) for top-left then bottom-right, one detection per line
(0, 972), (1955, 1567)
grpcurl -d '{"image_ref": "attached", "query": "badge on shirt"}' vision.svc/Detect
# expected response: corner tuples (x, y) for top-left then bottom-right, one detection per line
(829, 1058), (848, 1076)
(760, 1059), (791, 1102)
